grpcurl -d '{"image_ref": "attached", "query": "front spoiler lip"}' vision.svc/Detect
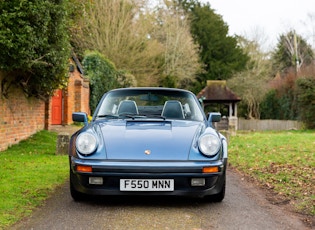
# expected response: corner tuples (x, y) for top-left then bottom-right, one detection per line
(72, 185), (223, 197)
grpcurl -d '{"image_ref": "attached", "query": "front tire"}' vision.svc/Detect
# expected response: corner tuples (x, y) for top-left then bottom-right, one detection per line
(70, 170), (87, 201)
(205, 174), (226, 202)
(210, 179), (225, 202)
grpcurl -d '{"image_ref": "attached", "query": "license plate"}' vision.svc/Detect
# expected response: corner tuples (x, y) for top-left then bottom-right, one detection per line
(120, 179), (174, 191)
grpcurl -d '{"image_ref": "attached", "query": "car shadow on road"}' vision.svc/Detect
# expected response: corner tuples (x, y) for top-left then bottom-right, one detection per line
(76, 194), (220, 208)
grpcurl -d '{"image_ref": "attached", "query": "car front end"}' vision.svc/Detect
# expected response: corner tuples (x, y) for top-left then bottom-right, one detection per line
(69, 88), (227, 201)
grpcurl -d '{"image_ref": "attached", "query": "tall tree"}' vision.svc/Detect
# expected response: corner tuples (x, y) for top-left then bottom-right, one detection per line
(179, 0), (249, 92)
(70, 0), (201, 87)
(151, 0), (201, 88)
(71, 0), (164, 86)
(228, 36), (272, 119)
(68, 0), (89, 59)
(272, 31), (314, 75)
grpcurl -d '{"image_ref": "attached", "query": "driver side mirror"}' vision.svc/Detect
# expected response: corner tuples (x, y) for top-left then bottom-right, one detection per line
(72, 112), (88, 126)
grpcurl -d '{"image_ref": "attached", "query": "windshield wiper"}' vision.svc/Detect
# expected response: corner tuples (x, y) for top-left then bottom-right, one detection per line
(118, 114), (166, 120)
(97, 114), (146, 120)
(97, 114), (166, 120)
(118, 113), (140, 120)
(96, 114), (119, 119)
(144, 114), (166, 120)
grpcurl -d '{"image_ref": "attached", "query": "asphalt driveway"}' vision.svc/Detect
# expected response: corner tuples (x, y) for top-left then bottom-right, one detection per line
(11, 168), (308, 230)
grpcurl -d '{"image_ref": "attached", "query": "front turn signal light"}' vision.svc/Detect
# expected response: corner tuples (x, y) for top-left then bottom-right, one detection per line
(202, 166), (219, 173)
(76, 165), (92, 172)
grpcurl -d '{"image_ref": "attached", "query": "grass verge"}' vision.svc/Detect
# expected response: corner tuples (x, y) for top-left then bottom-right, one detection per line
(229, 130), (315, 217)
(0, 130), (68, 229)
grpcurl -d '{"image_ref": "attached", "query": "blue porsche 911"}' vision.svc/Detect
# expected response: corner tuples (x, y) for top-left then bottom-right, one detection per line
(69, 87), (228, 201)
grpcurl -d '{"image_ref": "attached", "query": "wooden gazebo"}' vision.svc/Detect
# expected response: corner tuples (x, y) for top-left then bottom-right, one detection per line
(197, 80), (241, 130)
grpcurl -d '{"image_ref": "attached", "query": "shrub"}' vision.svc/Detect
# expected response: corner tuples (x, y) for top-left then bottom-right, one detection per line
(83, 51), (134, 113)
(295, 77), (315, 128)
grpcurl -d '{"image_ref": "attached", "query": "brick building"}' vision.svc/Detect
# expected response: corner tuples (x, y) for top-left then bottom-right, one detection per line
(50, 55), (90, 126)
(0, 56), (90, 151)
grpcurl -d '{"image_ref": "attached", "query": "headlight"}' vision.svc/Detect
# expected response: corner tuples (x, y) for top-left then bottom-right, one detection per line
(76, 133), (98, 155)
(198, 134), (221, 157)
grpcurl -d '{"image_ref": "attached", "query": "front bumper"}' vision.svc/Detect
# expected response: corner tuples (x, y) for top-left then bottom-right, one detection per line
(70, 157), (227, 197)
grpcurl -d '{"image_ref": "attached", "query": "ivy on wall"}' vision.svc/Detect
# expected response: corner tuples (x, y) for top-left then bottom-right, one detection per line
(0, 0), (70, 99)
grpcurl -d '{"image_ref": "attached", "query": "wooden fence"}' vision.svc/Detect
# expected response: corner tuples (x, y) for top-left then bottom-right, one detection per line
(238, 118), (302, 131)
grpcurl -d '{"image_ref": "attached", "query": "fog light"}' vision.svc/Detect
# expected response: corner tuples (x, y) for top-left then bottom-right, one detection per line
(89, 177), (103, 185)
(191, 178), (205, 186)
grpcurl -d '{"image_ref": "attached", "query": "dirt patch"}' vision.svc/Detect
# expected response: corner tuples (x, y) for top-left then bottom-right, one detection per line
(229, 165), (315, 229)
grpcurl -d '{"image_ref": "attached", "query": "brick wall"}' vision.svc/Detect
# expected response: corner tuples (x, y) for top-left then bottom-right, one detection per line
(0, 86), (45, 151)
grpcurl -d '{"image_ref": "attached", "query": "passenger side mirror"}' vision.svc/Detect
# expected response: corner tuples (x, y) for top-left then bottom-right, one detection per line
(208, 112), (221, 128)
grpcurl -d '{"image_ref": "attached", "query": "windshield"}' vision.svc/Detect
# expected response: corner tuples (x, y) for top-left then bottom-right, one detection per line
(95, 88), (205, 121)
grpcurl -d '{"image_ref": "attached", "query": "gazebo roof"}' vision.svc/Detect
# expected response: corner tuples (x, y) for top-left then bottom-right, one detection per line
(197, 80), (241, 103)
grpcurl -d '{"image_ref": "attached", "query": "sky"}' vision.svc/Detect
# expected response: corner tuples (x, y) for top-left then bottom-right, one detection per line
(205, 0), (315, 50)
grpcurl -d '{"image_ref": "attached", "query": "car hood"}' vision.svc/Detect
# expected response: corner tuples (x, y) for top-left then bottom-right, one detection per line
(98, 120), (204, 160)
